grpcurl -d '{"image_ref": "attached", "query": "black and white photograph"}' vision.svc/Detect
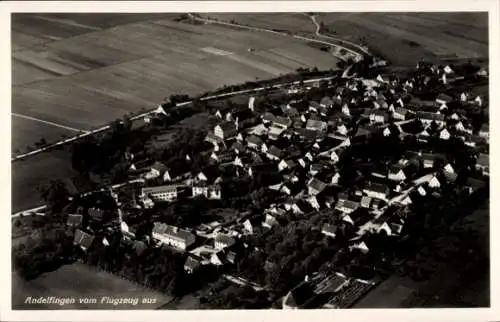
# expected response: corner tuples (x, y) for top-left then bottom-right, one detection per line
(2, 0), (498, 320)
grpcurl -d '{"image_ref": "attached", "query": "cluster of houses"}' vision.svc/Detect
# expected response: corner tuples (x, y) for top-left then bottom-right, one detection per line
(67, 60), (489, 298)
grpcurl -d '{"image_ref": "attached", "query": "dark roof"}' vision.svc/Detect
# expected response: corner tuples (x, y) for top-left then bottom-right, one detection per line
(184, 256), (201, 270)
(142, 184), (178, 195)
(246, 135), (263, 146)
(231, 141), (246, 152)
(262, 112), (276, 122)
(151, 161), (168, 173)
(364, 182), (390, 194)
(268, 145), (284, 158)
(436, 93), (453, 102)
(417, 111), (445, 122)
(309, 178), (327, 194)
(67, 214), (83, 227)
(215, 233), (236, 246)
(216, 121), (237, 133)
(306, 119), (327, 131)
(274, 116), (292, 128)
(336, 199), (360, 210)
(394, 107), (409, 115)
(371, 110), (389, 118)
(74, 229), (95, 250)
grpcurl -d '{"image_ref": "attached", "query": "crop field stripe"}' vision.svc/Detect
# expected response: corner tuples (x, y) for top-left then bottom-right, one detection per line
(12, 113), (87, 133)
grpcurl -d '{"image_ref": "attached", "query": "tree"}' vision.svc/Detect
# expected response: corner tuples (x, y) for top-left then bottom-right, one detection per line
(37, 179), (70, 215)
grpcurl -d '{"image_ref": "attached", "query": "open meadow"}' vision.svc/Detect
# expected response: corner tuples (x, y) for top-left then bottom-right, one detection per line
(12, 263), (172, 309)
(208, 12), (488, 66)
(12, 13), (339, 153)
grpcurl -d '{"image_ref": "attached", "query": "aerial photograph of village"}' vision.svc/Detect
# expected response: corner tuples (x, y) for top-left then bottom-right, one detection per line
(10, 10), (489, 310)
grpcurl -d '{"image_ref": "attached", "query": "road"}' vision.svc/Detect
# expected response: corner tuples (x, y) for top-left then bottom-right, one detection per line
(307, 14), (371, 56)
(188, 13), (366, 61)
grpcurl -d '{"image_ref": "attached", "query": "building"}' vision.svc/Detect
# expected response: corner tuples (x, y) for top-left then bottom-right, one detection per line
(335, 199), (360, 214)
(363, 182), (390, 200)
(306, 119), (328, 133)
(142, 185), (179, 202)
(439, 128), (451, 140)
(435, 93), (453, 106)
(266, 146), (284, 161)
(74, 229), (95, 251)
(66, 214), (83, 228)
(246, 135), (263, 150)
(393, 107), (409, 120)
(152, 222), (195, 250)
(417, 112), (445, 127)
(184, 256), (202, 274)
(308, 178), (327, 196)
(214, 233), (236, 250)
(144, 161), (171, 181)
(214, 122), (238, 140)
(320, 96), (334, 108)
(192, 183), (222, 199)
(370, 110), (389, 124)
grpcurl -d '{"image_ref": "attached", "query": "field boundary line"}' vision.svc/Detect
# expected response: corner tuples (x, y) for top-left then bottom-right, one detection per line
(12, 112), (88, 133)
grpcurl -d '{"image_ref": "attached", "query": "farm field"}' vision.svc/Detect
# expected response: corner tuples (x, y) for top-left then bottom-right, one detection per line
(11, 115), (77, 154)
(199, 13), (316, 34)
(317, 12), (488, 66)
(11, 148), (78, 213)
(12, 13), (339, 152)
(12, 263), (172, 309)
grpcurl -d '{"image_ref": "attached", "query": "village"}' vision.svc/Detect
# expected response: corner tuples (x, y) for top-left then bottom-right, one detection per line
(48, 59), (490, 309)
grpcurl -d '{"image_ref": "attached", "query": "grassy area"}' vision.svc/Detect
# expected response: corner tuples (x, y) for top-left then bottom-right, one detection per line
(12, 263), (173, 310)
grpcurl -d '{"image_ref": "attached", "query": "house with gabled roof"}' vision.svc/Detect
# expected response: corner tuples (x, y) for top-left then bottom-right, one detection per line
(246, 134), (263, 150)
(335, 199), (360, 214)
(308, 178), (328, 196)
(306, 119), (328, 133)
(214, 122), (238, 141)
(184, 256), (202, 274)
(363, 182), (390, 200)
(320, 96), (334, 108)
(67, 214), (83, 228)
(370, 110), (390, 124)
(417, 111), (445, 127)
(74, 229), (95, 251)
(439, 128), (451, 140)
(266, 145), (284, 161)
(273, 116), (293, 129)
(435, 93), (453, 106)
(152, 222), (195, 250)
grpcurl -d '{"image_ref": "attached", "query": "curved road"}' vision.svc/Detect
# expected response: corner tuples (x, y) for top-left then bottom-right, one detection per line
(307, 14), (371, 56)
